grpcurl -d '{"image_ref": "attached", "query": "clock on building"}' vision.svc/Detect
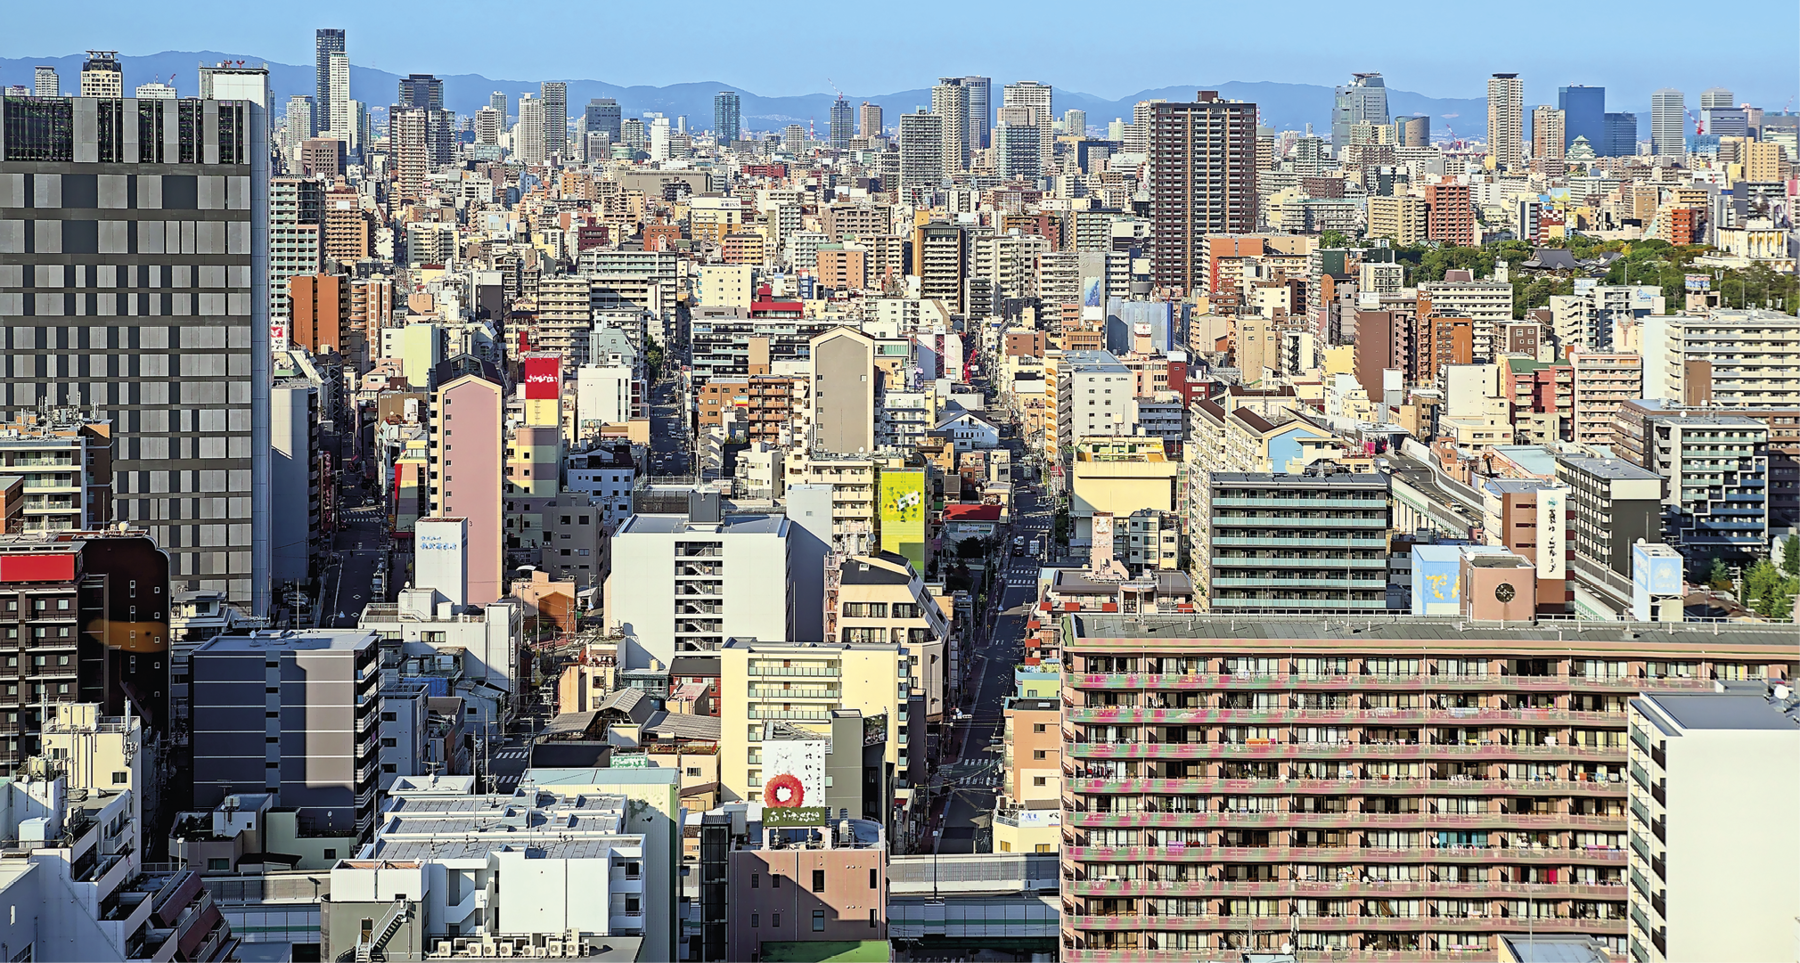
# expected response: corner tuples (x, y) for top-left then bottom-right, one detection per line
(1495, 582), (1516, 602)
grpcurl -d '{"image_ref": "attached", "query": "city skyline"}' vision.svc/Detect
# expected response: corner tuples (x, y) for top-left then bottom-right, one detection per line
(1, 0), (1795, 105)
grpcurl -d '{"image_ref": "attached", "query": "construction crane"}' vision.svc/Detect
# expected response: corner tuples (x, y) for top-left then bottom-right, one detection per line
(828, 78), (845, 102)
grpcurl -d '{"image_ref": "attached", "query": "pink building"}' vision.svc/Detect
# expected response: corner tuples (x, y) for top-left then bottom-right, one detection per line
(433, 373), (505, 605)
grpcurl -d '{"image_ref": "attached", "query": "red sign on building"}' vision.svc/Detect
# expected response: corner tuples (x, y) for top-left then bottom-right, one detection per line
(522, 353), (561, 400)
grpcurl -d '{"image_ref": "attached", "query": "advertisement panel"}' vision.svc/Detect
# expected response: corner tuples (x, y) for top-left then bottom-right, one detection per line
(522, 353), (561, 400)
(1536, 488), (1567, 580)
(762, 738), (827, 809)
(879, 469), (928, 573)
(1684, 274), (1711, 292)
(414, 516), (469, 607)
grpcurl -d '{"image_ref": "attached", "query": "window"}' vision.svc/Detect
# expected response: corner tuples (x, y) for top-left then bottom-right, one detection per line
(381, 763), (396, 773)
(811, 869), (825, 892)
(112, 771), (129, 785)
(1033, 723), (1047, 733)
(869, 868), (878, 888)
(812, 910), (825, 932)
(381, 712), (397, 722)
(686, 767), (702, 777)
(1033, 776), (1048, 787)
(208, 858), (230, 871)
(323, 849), (337, 860)
(1033, 749), (1047, 760)
(772, 873), (781, 888)
(751, 913), (759, 928)
(381, 738), (397, 748)
(772, 913), (780, 928)
(751, 873), (760, 888)
(869, 908), (879, 927)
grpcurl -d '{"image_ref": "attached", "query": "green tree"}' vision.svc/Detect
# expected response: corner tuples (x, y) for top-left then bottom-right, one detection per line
(1320, 230), (1351, 250)
(1782, 535), (1799, 577)
(645, 334), (665, 382)
(1707, 557), (1731, 590)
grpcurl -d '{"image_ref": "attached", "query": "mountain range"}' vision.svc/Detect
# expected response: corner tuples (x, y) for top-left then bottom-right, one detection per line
(7, 50), (1574, 141)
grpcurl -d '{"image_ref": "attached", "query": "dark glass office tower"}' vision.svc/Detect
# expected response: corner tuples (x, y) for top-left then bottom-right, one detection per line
(1558, 84), (1606, 150)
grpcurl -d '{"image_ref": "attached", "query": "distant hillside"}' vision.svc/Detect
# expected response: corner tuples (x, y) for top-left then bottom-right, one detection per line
(3, 51), (1550, 139)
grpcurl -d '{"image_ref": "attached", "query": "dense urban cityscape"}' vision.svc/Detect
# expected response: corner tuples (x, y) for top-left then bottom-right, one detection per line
(0, 20), (1795, 963)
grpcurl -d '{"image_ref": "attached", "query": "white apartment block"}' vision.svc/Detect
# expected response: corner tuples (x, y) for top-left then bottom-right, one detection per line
(1663, 310), (1800, 408)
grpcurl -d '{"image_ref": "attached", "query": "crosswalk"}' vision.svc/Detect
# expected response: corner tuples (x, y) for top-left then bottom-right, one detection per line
(493, 748), (529, 760)
(946, 760), (1002, 788)
(495, 774), (520, 790)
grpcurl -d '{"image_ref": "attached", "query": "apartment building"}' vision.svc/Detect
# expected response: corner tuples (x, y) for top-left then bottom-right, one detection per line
(1626, 686), (1800, 963)
(834, 553), (949, 723)
(0, 413), (112, 532)
(1663, 310), (1800, 408)
(1195, 471), (1390, 613)
(1057, 352), (1136, 457)
(1569, 353), (1643, 448)
(723, 811), (888, 962)
(1643, 414), (1769, 569)
(1057, 613), (1798, 961)
(1420, 279), (1512, 362)
(716, 639), (915, 807)
(1148, 93), (1260, 292)
(606, 493), (795, 670)
(1554, 456), (1662, 580)
(1424, 181), (1476, 247)
(1367, 195), (1427, 246)
(190, 629), (381, 837)
(0, 533), (170, 774)
(1071, 438), (1181, 546)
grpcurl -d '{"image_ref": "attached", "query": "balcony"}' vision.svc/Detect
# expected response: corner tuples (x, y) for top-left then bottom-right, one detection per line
(1066, 809), (1621, 831)
(1062, 844), (1627, 866)
(1064, 877), (1627, 899)
(747, 666), (840, 678)
(1210, 515), (1389, 528)
(747, 685), (840, 700)
(1065, 776), (1627, 798)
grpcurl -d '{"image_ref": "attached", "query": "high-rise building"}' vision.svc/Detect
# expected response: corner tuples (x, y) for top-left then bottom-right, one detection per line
(0, 533), (170, 774)
(488, 89), (506, 118)
(77, 50), (122, 98)
(269, 176), (323, 338)
(1003, 81), (1054, 168)
(1651, 88), (1686, 155)
(809, 327), (878, 455)
(1062, 108), (1086, 137)
(517, 93), (546, 165)
(475, 105), (502, 145)
(191, 629), (381, 836)
(898, 109), (945, 196)
(859, 101), (883, 138)
(1487, 72), (1525, 168)
(1699, 86), (1734, 109)
(1332, 72), (1389, 149)
(1057, 613), (1799, 961)
(314, 29), (344, 136)
(32, 66), (58, 98)
(1627, 687), (1800, 963)
(828, 97), (853, 151)
(713, 90), (741, 143)
(585, 97), (621, 143)
(1395, 114), (1430, 147)
(1, 84), (272, 610)
(995, 114), (1042, 180)
(541, 81), (568, 161)
(1603, 112), (1639, 157)
(1559, 84), (1606, 149)
(397, 72), (441, 111)
(1532, 106), (1566, 163)
(325, 50), (350, 142)
(429, 361), (506, 606)
(1424, 180), (1476, 246)
(960, 75), (992, 149)
(932, 78), (970, 172)
(391, 106), (429, 200)
(1148, 92), (1259, 292)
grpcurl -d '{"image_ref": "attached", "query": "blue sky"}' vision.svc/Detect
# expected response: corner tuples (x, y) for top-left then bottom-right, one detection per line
(6, 0), (1796, 105)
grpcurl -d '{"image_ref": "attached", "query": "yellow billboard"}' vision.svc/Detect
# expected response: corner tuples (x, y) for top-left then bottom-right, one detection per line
(879, 469), (927, 573)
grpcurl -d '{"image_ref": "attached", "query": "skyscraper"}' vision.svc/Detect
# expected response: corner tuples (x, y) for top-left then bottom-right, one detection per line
(1699, 86), (1734, 109)
(392, 107), (429, 199)
(1148, 92), (1258, 292)
(995, 112), (1041, 180)
(1652, 88), (1686, 155)
(1, 79), (272, 610)
(1558, 84), (1606, 149)
(898, 109), (945, 196)
(1396, 115), (1430, 147)
(78, 50), (122, 98)
(398, 73), (441, 110)
(315, 29), (344, 137)
(1486, 72), (1524, 168)
(932, 79), (970, 172)
(1003, 81), (1054, 169)
(713, 90), (741, 143)
(517, 94), (546, 165)
(32, 66), (58, 97)
(859, 102), (883, 138)
(585, 98), (621, 143)
(828, 97), (853, 151)
(489, 90), (506, 119)
(960, 75), (992, 149)
(475, 106), (502, 145)
(1604, 111), (1639, 157)
(1332, 72), (1389, 149)
(1531, 105), (1565, 163)
(397, 73), (453, 165)
(541, 82), (567, 161)
(326, 51), (350, 140)
(1061, 108), (1086, 137)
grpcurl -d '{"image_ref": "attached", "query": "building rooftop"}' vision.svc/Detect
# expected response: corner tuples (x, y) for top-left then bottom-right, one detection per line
(616, 512), (787, 536)
(195, 629), (378, 653)
(1066, 613), (1800, 650)
(1210, 470), (1386, 488)
(840, 552), (916, 585)
(1557, 455), (1662, 481)
(1636, 690), (1800, 732)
